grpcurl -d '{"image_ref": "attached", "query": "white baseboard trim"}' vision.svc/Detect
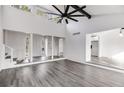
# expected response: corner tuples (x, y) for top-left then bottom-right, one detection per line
(83, 62), (124, 74)
(2, 58), (66, 70)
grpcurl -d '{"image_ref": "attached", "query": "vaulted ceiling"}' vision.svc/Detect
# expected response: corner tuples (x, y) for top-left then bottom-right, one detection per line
(38, 5), (124, 24)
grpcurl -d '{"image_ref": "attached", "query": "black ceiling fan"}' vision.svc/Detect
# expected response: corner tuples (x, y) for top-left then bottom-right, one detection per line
(46, 5), (91, 24)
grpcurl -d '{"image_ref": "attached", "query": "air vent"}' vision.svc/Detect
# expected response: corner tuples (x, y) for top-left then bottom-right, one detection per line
(73, 32), (80, 35)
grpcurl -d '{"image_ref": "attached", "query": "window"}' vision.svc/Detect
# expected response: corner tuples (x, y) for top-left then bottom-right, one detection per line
(36, 9), (44, 16)
(20, 5), (31, 12)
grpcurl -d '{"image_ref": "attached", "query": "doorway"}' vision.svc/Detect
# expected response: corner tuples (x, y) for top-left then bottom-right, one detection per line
(86, 28), (124, 70)
(91, 41), (99, 57)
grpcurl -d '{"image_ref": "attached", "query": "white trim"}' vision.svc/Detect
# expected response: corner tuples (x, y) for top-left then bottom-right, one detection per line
(51, 36), (54, 59)
(45, 37), (48, 57)
(83, 62), (124, 74)
(30, 33), (33, 62)
(1, 58), (66, 70)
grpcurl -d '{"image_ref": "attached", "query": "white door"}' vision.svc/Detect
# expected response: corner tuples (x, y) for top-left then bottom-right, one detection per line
(91, 41), (99, 57)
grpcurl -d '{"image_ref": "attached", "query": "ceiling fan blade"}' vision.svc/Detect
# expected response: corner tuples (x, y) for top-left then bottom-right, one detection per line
(52, 5), (63, 15)
(48, 17), (60, 20)
(67, 17), (78, 22)
(65, 19), (68, 24)
(45, 12), (61, 16)
(69, 15), (85, 17)
(57, 18), (63, 23)
(71, 5), (91, 19)
(65, 5), (69, 14)
(68, 5), (86, 15)
(57, 19), (61, 23)
(60, 18), (63, 23)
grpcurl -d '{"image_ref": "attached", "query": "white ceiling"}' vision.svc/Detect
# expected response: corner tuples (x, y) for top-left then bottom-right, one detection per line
(40, 5), (124, 16)
(85, 5), (124, 15)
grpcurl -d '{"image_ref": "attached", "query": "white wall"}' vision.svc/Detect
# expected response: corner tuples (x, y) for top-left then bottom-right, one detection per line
(65, 7), (124, 63)
(99, 29), (124, 58)
(0, 6), (3, 44)
(2, 6), (66, 37)
(86, 34), (92, 61)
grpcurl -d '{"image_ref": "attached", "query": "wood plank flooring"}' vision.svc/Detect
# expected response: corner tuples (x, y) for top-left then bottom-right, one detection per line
(90, 56), (124, 70)
(0, 60), (124, 87)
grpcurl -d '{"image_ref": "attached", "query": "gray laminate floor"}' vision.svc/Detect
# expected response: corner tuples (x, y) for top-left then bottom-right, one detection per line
(0, 60), (124, 87)
(90, 56), (124, 70)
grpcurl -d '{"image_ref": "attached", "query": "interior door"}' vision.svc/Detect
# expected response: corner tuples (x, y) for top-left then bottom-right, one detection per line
(91, 41), (99, 57)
